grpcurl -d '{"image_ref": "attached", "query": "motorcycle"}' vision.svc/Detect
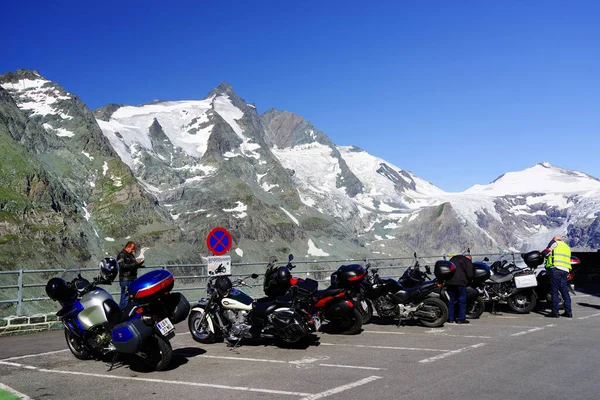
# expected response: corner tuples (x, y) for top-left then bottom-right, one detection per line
(261, 254), (364, 335)
(360, 257), (448, 327)
(469, 254), (538, 313)
(521, 250), (580, 309)
(188, 273), (318, 347)
(45, 258), (189, 371)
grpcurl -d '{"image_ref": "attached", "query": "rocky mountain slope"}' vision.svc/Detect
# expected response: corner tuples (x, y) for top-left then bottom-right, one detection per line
(1, 69), (598, 271)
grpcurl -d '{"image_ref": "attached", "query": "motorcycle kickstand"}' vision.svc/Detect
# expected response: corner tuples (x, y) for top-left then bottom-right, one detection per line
(490, 301), (500, 315)
(228, 337), (243, 350)
(107, 353), (119, 371)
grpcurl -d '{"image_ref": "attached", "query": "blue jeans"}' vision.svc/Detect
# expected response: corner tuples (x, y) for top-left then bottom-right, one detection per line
(447, 285), (467, 322)
(119, 280), (133, 309)
(549, 268), (572, 315)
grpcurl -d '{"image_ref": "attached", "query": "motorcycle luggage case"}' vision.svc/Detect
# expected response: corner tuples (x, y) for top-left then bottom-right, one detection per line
(129, 270), (175, 300)
(522, 251), (544, 268)
(164, 292), (190, 324)
(472, 262), (491, 285)
(330, 264), (366, 288)
(111, 317), (153, 354)
(434, 260), (456, 282)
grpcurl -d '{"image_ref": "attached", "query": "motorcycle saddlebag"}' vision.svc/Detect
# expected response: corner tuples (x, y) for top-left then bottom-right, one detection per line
(330, 264), (366, 288)
(472, 262), (491, 285)
(434, 260), (456, 282)
(269, 309), (308, 341)
(164, 292), (190, 324)
(521, 251), (544, 268)
(111, 317), (153, 354)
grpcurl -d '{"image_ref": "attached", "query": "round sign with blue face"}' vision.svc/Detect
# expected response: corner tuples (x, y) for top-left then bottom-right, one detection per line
(206, 227), (232, 256)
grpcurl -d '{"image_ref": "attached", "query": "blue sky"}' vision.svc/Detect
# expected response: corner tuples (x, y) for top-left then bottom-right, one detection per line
(2, 0), (599, 192)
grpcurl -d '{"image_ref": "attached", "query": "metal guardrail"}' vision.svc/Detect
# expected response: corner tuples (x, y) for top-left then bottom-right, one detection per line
(0, 253), (516, 316)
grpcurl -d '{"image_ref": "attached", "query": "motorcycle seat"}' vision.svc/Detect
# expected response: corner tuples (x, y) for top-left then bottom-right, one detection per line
(489, 273), (514, 283)
(252, 300), (278, 317)
(315, 288), (345, 299)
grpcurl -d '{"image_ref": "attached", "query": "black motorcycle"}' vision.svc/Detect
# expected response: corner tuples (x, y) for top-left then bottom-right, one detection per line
(361, 260), (448, 327)
(472, 254), (538, 313)
(262, 254), (364, 335)
(188, 273), (318, 347)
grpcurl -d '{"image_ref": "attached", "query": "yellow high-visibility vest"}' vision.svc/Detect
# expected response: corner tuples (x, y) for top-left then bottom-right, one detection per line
(546, 241), (571, 271)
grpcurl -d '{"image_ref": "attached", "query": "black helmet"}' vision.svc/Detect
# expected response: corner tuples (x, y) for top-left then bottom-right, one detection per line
(214, 276), (232, 296)
(99, 257), (118, 282)
(45, 277), (76, 302)
(275, 267), (292, 284)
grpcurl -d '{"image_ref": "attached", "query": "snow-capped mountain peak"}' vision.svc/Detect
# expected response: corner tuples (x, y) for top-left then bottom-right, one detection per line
(464, 162), (600, 196)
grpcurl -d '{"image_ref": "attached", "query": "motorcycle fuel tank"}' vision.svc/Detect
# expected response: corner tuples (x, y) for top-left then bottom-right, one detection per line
(221, 288), (253, 311)
(77, 288), (115, 329)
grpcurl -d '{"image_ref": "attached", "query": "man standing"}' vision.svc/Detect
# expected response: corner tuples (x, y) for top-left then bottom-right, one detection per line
(117, 241), (144, 308)
(541, 235), (572, 318)
(446, 254), (474, 324)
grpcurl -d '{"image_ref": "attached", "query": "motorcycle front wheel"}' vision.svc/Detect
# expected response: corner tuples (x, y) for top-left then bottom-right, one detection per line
(466, 297), (485, 319)
(418, 298), (448, 328)
(64, 328), (91, 360)
(188, 309), (216, 344)
(508, 291), (537, 313)
(360, 299), (374, 324)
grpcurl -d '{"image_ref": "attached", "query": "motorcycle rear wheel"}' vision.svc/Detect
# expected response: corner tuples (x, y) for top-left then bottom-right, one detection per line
(418, 298), (448, 328)
(64, 328), (91, 360)
(141, 335), (172, 371)
(508, 291), (537, 313)
(330, 308), (363, 335)
(466, 298), (485, 319)
(188, 309), (217, 344)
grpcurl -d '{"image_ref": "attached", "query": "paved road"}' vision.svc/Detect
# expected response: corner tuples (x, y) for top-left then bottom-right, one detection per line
(2, 293), (600, 400)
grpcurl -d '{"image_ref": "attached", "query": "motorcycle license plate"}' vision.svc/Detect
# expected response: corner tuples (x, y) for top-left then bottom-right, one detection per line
(312, 315), (322, 331)
(514, 275), (537, 289)
(361, 300), (368, 311)
(156, 317), (174, 336)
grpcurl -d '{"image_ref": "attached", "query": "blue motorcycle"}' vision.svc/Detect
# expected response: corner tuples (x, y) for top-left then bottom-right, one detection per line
(45, 258), (190, 371)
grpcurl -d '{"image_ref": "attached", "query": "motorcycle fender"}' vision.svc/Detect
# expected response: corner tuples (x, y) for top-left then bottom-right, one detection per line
(190, 306), (216, 335)
(324, 297), (355, 318)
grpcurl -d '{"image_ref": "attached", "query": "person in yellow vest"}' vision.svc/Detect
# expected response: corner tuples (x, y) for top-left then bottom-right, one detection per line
(541, 235), (572, 318)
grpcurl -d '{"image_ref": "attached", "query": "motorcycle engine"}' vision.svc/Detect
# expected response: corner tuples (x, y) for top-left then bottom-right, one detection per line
(374, 296), (396, 318)
(95, 331), (112, 346)
(223, 310), (252, 339)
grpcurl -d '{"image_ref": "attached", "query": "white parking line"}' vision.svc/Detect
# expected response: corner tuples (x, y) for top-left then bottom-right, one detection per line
(198, 354), (287, 364)
(319, 343), (450, 352)
(0, 382), (32, 400)
(419, 343), (486, 363)
(362, 330), (492, 339)
(300, 376), (382, 400)
(577, 312), (600, 320)
(195, 354), (384, 370)
(0, 360), (311, 397)
(1, 349), (69, 361)
(318, 364), (385, 371)
(510, 324), (556, 336)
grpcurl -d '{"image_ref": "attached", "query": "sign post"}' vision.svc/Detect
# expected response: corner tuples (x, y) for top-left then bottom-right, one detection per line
(205, 227), (233, 275)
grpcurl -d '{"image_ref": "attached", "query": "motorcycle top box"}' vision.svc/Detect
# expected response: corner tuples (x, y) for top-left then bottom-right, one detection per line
(330, 264), (366, 288)
(472, 261), (491, 285)
(522, 250), (544, 268)
(434, 260), (456, 282)
(129, 270), (175, 300)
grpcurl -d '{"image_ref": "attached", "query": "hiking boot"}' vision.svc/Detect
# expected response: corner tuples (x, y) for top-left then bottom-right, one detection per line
(560, 312), (573, 318)
(457, 320), (470, 324)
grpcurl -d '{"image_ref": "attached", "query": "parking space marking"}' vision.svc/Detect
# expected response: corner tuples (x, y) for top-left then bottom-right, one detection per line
(511, 324), (556, 336)
(362, 330), (492, 339)
(0, 360), (311, 397)
(198, 354), (288, 364)
(577, 312), (600, 320)
(319, 343), (450, 352)
(1, 349), (69, 361)
(0, 382), (32, 400)
(418, 343), (486, 363)
(318, 363), (385, 371)
(300, 375), (382, 400)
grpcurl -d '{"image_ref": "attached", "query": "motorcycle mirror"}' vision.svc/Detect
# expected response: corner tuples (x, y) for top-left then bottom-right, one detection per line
(288, 254), (294, 262)
(483, 257), (489, 261)
(251, 273), (259, 279)
(269, 256), (277, 264)
(413, 252), (417, 259)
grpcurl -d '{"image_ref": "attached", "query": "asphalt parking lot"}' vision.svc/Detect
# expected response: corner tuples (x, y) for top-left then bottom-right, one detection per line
(2, 292), (600, 400)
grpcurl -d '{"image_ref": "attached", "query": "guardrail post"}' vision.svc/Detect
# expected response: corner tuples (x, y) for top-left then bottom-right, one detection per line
(17, 269), (23, 316)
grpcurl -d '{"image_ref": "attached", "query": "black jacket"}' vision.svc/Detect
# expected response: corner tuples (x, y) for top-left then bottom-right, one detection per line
(117, 249), (141, 281)
(447, 255), (474, 286)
